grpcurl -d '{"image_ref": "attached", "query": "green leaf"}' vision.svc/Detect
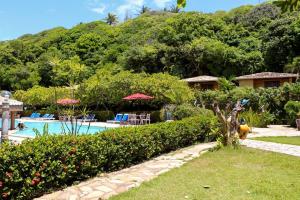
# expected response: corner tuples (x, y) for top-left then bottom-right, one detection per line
(177, 0), (187, 8)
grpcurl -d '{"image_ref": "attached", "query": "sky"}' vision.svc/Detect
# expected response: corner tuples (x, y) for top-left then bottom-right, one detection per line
(0, 0), (266, 41)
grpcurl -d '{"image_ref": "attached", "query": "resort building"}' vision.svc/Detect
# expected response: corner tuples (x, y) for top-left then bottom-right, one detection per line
(236, 72), (298, 88)
(183, 72), (298, 90)
(183, 75), (219, 90)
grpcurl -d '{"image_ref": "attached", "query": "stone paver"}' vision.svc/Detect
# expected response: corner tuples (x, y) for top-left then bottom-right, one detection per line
(241, 139), (300, 157)
(248, 125), (300, 138)
(36, 142), (215, 200)
(242, 125), (300, 157)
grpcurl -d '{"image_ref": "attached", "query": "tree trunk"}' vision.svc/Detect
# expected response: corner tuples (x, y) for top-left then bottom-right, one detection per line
(213, 101), (243, 146)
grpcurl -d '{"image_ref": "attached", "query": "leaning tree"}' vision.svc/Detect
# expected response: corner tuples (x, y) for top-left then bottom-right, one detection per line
(212, 100), (248, 146)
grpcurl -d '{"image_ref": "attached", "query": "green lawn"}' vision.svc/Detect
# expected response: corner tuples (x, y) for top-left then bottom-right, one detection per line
(111, 147), (300, 200)
(252, 136), (300, 146)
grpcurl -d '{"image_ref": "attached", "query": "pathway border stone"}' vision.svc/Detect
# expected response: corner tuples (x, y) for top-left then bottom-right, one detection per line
(241, 139), (300, 157)
(242, 125), (300, 157)
(36, 142), (216, 200)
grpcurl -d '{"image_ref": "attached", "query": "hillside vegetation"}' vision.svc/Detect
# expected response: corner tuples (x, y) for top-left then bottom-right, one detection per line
(1, 3), (300, 90)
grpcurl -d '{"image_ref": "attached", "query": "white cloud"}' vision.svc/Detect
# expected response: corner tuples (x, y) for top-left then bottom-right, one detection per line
(153, 0), (172, 8)
(87, 0), (107, 14)
(116, 0), (144, 17)
(91, 4), (107, 14)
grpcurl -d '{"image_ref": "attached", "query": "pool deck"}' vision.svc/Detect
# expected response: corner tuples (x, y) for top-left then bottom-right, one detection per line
(3, 119), (121, 143)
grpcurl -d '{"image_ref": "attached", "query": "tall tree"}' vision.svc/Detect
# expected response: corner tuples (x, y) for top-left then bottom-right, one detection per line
(139, 5), (151, 15)
(273, 0), (300, 12)
(51, 56), (88, 87)
(169, 5), (181, 13)
(105, 13), (118, 25)
(285, 56), (300, 75)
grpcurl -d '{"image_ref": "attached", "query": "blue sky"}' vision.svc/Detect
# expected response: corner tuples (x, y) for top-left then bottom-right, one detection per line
(0, 0), (265, 41)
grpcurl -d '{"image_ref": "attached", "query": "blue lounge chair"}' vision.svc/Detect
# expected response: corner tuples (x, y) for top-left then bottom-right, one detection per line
(29, 112), (37, 118)
(107, 114), (123, 124)
(41, 114), (49, 118)
(120, 114), (129, 124)
(82, 114), (96, 122)
(22, 112), (40, 119)
(47, 114), (55, 120)
(40, 114), (55, 120)
(30, 113), (40, 118)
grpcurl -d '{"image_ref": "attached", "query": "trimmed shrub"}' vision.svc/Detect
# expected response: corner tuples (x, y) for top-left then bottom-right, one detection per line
(284, 101), (300, 126)
(173, 104), (214, 120)
(173, 104), (199, 120)
(0, 115), (218, 199)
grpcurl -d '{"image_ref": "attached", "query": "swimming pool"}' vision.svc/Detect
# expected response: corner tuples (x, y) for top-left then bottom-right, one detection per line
(0, 119), (106, 138)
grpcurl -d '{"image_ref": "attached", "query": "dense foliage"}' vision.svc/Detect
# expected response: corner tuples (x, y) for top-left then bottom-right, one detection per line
(14, 86), (72, 107)
(14, 71), (194, 110)
(1, 3), (300, 90)
(196, 82), (300, 126)
(0, 115), (218, 199)
(284, 100), (300, 126)
(239, 108), (275, 128)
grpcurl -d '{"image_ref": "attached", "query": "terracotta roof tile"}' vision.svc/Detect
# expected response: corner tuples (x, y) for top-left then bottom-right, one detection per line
(236, 72), (298, 80)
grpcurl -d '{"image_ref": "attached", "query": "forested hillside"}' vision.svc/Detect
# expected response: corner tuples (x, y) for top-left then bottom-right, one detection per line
(1, 3), (300, 90)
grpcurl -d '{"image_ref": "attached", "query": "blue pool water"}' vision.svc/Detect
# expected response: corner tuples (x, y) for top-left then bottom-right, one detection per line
(0, 119), (106, 137)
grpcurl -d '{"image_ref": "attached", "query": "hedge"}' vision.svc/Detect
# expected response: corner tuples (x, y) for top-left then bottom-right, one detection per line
(0, 114), (218, 199)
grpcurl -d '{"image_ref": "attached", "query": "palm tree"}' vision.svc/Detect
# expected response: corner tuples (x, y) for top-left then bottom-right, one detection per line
(169, 5), (181, 13)
(105, 13), (118, 25)
(139, 5), (151, 15)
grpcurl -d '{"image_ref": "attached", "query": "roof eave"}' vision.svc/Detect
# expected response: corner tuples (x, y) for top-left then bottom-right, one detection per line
(237, 75), (298, 80)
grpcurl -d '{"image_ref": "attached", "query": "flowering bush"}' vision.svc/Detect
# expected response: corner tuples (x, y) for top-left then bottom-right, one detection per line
(0, 114), (218, 199)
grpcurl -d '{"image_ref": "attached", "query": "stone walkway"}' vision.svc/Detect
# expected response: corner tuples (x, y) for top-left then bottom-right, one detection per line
(248, 125), (300, 138)
(241, 139), (300, 157)
(241, 125), (300, 157)
(36, 142), (216, 200)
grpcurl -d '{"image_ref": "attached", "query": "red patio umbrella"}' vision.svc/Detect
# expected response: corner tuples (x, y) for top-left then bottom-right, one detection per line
(123, 93), (154, 100)
(57, 98), (80, 106)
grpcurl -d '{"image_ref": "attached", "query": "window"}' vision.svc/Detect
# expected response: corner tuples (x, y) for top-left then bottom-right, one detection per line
(264, 81), (280, 88)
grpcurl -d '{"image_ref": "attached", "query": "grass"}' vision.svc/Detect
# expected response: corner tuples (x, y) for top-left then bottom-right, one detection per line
(111, 147), (300, 200)
(252, 136), (300, 146)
